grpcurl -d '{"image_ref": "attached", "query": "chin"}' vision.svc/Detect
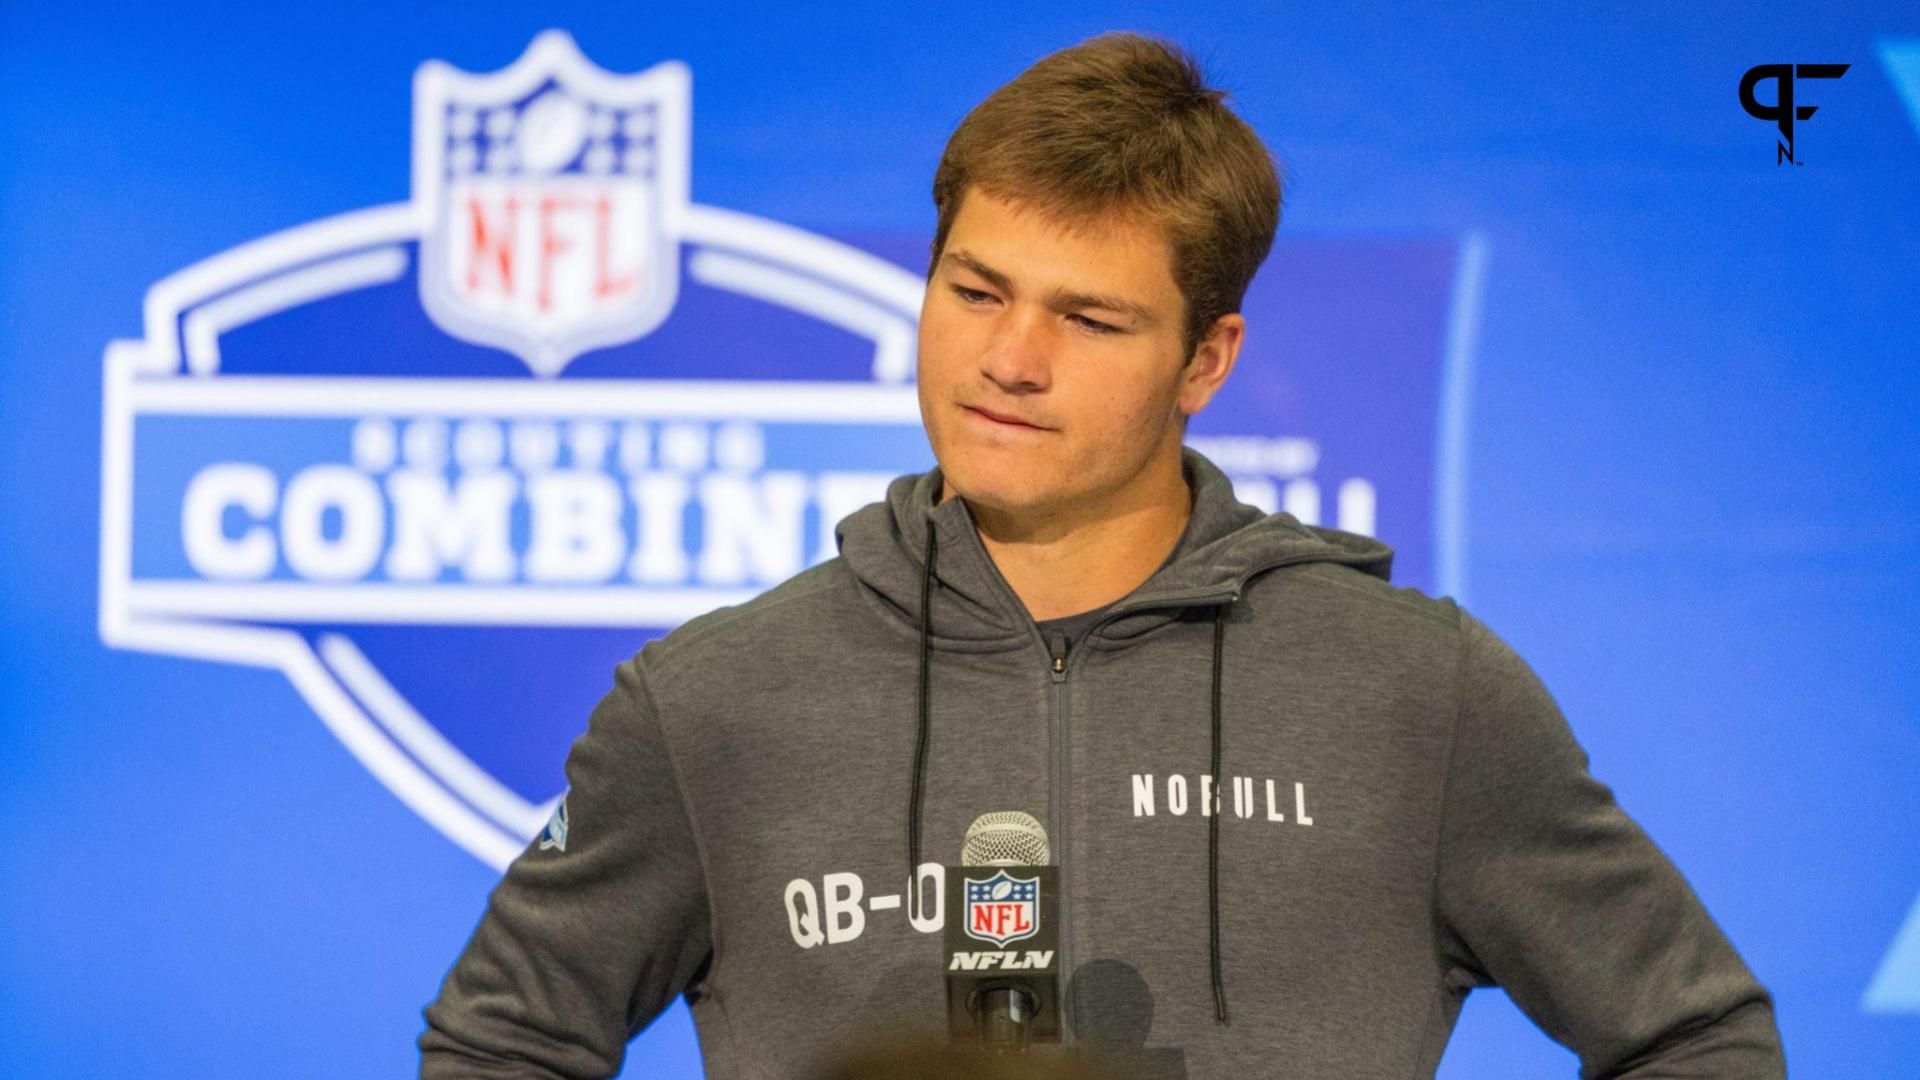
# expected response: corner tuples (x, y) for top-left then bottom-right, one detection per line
(940, 459), (1061, 516)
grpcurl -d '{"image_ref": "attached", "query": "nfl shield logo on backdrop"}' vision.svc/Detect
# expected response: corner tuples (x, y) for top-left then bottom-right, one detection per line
(964, 871), (1041, 948)
(414, 31), (688, 375)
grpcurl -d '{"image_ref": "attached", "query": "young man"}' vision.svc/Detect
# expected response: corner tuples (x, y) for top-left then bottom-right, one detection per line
(422, 33), (1784, 1078)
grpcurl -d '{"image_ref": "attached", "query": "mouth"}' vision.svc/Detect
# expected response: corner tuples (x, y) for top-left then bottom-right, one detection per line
(962, 404), (1050, 432)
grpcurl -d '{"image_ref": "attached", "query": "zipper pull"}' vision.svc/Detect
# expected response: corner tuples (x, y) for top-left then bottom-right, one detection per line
(1049, 630), (1068, 675)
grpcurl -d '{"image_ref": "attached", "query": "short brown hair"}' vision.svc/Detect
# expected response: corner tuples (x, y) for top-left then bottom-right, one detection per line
(930, 32), (1283, 357)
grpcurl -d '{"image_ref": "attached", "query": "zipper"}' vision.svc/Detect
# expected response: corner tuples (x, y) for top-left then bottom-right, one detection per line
(1039, 592), (1238, 1042)
(1047, 628), (1072, 1036)
(1019, 557), (1310, 1040)
(1012, 547), (1364, 679)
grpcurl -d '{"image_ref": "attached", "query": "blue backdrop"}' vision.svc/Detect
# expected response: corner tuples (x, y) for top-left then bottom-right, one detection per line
(2, 3), (1917, 1077)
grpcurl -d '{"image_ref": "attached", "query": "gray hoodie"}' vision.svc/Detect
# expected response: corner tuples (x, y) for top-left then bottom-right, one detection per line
(421, 447), (1784, 1079)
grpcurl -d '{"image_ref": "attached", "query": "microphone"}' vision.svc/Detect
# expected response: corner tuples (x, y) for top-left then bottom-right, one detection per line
(944, 811), (1062, 1051)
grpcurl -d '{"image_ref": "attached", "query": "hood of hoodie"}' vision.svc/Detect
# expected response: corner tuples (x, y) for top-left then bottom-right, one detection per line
(835, 445), (1395, 649)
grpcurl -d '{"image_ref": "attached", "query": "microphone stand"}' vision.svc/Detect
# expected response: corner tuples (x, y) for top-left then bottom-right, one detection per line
(975, 984), (1038, 1052)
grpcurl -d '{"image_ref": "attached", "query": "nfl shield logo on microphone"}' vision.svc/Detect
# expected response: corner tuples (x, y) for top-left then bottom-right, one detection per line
(963, 871), (1041, 948)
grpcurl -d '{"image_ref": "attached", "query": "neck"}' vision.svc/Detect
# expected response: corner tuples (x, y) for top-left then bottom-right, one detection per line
(941, 452), (1192, 622)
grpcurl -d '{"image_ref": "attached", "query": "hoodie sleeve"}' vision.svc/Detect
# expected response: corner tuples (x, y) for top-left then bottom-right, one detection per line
(419, 650), (713, 1079)
(1434, 611), (1784, 1079)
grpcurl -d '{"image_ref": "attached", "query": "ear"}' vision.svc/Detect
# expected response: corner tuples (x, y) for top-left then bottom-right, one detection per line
(1177, 313), (1245, 419)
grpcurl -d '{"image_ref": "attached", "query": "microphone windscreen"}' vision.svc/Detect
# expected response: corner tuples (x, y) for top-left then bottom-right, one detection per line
(962, 811), (1051, 867)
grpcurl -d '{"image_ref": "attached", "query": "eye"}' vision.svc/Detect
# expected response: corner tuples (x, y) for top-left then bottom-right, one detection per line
(1070, 313), (1122, 335)
(950, 284), (996, 305)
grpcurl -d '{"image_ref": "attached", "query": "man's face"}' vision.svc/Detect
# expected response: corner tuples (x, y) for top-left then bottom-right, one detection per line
(917, 189), (1235, 524)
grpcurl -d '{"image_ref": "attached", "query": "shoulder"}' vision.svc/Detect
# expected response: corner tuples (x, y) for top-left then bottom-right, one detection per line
(1222, 560), (1471, 689)
(635, 556), (866, 681)
(1255, 562), (1556, 715)
(1253, 558), (1463, 635)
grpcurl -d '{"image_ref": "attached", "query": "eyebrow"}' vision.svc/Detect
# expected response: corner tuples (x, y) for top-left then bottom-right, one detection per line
(941, 249), (1161, 328)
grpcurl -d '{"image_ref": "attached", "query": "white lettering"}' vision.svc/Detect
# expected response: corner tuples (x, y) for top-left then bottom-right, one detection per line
(784, 878), (824, 949)
(697, 472), (809, 584)
(949, 950), (1056, 971)
(1184, 435), (1319, 477)
(452, 418), (504, 470)
(281, 465), (383, 580)
(179, 421), (967, 588)
(181, 463), (277, 579)
(1131, 773), (1155, 817)
(510, 421), (560, 472)
(1229, 478), (1279, 514)
(351, 417), (398, 472)
(402, 417), (447, 469)
(627, 472), (691, 582)
(1338, 477), (1377, 536)
(823, 871), (866, 944)
(659, 422), (709, 471)
(617, 421), (651, 471)
(1283, 477), (1320, 526)
(526, 471), (624, 581)
(713, 421), (764, 472)
(567, 420), (611, 469)
(383, 468), (516, 580)
(907, 862), (945, 933)
(1134, 775), (1314, 826)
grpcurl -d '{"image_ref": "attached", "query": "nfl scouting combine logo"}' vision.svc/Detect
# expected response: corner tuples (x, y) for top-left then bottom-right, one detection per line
(99, 32), (1469, 871)
(98, 32), (927, 869)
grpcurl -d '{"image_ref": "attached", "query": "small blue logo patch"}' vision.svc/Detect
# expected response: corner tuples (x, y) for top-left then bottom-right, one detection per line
(538, 796), (569, 852)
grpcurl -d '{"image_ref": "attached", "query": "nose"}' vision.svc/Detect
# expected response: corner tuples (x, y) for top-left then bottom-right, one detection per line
(978, 307), (1053, 393)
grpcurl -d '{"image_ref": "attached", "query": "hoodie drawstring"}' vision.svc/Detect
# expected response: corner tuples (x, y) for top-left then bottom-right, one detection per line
(1209, 601), (1231, 1025)
(909, 518), (937, 889)
(908, 513), (1235, 1027)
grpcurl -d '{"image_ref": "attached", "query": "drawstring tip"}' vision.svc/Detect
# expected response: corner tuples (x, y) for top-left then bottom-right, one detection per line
(1212, 986), (1230, 1026)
